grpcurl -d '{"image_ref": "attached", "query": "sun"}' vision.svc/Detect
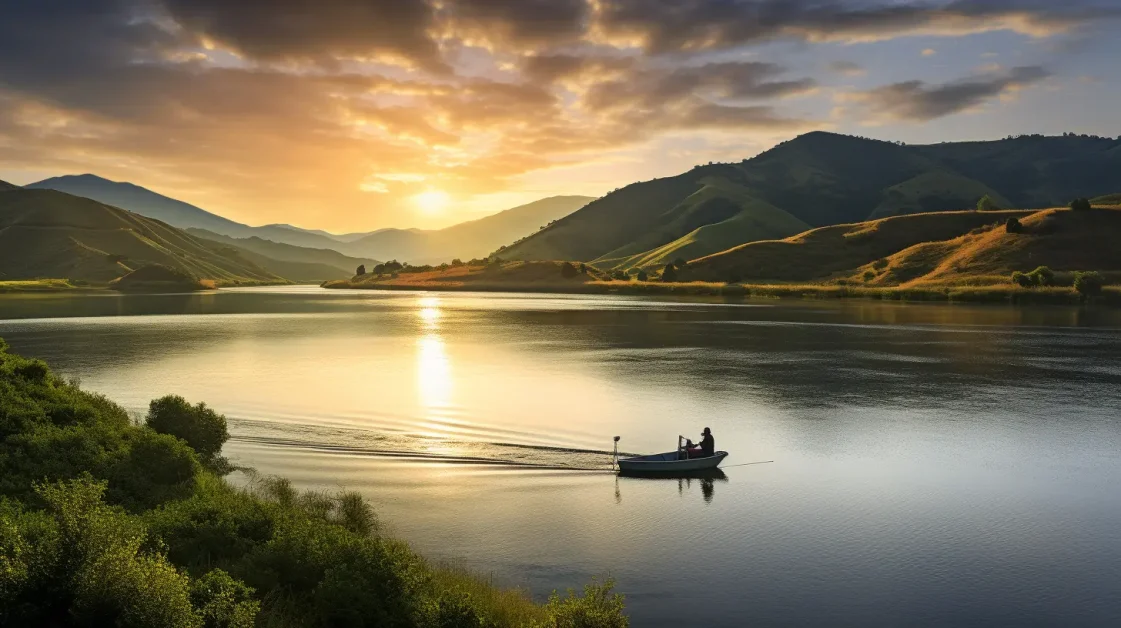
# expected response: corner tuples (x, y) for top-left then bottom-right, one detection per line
(413, 189), (450, 213)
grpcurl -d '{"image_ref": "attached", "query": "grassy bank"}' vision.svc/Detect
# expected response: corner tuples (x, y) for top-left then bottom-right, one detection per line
(0, 340), (627, 627)
(0, 279), (95, 293)
(323, 265), (1121, 306)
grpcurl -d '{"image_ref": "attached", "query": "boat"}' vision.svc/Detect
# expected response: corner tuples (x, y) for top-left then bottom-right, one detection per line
(612, 435), (728, 475)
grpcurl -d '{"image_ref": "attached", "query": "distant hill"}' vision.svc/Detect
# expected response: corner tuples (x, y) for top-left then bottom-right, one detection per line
(0, 187), (283, 284)
(0, 179), (17, 191)
(498, 132), (1121, 268)
(188, 229), (379, 281)
(682, 207), (1121, 286)
(24, 174), (349, 251)
(26, 175), (591, 263)
(1091, 193), (1121, 205)
(342, 196), (593, 263)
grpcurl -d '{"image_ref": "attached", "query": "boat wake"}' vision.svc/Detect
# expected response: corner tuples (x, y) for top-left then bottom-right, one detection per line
(227, 417), (627, 471)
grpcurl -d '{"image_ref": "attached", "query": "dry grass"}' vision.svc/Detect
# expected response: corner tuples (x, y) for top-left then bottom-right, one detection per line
(0, 279), (84, 292)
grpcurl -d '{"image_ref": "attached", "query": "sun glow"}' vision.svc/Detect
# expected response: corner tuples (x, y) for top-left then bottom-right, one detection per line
(413, 189), (450, 213)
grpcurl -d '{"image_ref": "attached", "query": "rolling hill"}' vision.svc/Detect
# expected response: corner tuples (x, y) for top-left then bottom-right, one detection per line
(25, 174), (351, 250)
(498, 132), (1121, 268)
(340, 195), (594, 263)
(187, 229), (378, 280)
(0, 187), (284, 284)
(26, 174), (591, 263)
(681, 207), (1121, 287)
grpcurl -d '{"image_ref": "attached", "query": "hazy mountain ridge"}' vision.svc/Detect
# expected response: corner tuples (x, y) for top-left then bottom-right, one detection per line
(188, 229), (380, 280)
(26, 174), (591, 263)
(0, 187), (281, 284)
(498, 132), (1121, 267)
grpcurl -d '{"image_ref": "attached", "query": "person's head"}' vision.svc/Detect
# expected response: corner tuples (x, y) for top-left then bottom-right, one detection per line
(703, 427), (711, 435)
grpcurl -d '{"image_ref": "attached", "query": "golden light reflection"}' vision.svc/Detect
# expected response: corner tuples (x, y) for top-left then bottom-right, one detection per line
(415, 295), (457, 445)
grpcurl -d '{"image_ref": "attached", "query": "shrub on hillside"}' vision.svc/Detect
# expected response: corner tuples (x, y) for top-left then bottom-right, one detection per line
(1005, 217), (1023, 233)
(636, 270), (648, 282)
(872, 258), (889, 270)
(356, 265), (366, 276)
(977, 195), (1000, 211)
(672, 257), (688, 270)
(560, 262), (579, 278)
(611, 271), (628, 281)
(147, 395), (230, 469)
(545, 580), (628, 628)
(661, 264), (678, 282)
(862, 270), (875, 282)
(1070, 198), (1092, 211)
(1011, 271), (1034, 288)
(1027, 266), (1055, 287)
(1074, 271), (1104, 297)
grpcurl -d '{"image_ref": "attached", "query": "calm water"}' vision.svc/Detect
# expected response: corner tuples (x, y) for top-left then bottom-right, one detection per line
(2, 287), (1121, 627)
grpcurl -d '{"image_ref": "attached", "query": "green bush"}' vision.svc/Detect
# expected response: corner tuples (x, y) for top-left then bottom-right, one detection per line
(544, 580), (628, 628)
(635, 270), (648, 282)
(190, 569), (260, 628)
(1005, 217), (1023, 233)
(660, 264), (677, 282)
(1069, 198), (1092, 211)
(1074, 271), (1104, 297)
(1011, 271), (1033, 288)
(862, 270), (876, 282)
(147, 395), (230, 468)
(872, 258), (889, 270)
(977, 195), (1000, 211)
(1027, 266), (1055, 287)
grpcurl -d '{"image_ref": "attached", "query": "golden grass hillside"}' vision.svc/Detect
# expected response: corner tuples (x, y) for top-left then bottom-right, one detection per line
(324, 260), (597, 291)
(0, 188), (283, 285)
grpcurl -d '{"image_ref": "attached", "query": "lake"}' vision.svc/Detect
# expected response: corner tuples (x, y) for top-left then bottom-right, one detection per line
(2, 286), (1120, 627)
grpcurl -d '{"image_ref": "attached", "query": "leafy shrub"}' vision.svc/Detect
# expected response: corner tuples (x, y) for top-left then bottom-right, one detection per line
(13, 359), (49, 382)
(862, 270), (875, 282)
(544, 580), (628, 628)
(1027, 266), (1055, 287)
(1011, 271), (1033, 288)
(1005, 217), (1023, 233)
(1069, 198), (1092, 211)
(660, 264), (677, 282)
(610, 271), (628, 281)
(147, 395), (230, 467)
(872, 258), (889, 270)
(355, 265), (366, 276)
(190, 568), (260, 628)
(1074, 271), (1104, 297)
(635, 270), (648, 282)
(672, 257), (687, 270)
(977, 195), (1000, 211)
(577, 263), (587, 275)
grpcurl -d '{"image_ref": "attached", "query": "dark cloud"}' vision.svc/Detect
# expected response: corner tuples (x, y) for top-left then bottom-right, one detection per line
(442, 0), (590, 48)
(593, 0), (1114, 53)
(160, 0), (442, 68)
(828, 61), (866, 77)
(583, 62), (816, 112)
(842, 65), (1051, 121)
(521, 53), (636, 83)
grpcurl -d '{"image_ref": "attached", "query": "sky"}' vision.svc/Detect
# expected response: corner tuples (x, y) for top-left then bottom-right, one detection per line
(0, 0), (1119, 232)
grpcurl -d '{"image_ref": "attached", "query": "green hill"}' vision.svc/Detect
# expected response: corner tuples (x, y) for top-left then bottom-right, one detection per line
(682, 207), (1121, 286)
(188, 229), (378, 280)
(499, 132), (1121, 268)
(0, 188), (283, 284)
(1091, 193), (1121, 205)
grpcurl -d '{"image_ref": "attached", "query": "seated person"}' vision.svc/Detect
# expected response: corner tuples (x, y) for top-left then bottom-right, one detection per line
(684, 427), (715, 459)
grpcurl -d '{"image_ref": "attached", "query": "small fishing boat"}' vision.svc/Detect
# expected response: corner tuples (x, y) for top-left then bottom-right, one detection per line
(612, 435), (728, 475)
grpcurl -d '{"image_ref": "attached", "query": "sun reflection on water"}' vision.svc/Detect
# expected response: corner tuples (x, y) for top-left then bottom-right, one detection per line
(414, 295), (460, 449)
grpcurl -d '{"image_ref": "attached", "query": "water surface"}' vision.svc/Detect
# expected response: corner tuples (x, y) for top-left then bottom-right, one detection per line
(2, 287), (1120, 627)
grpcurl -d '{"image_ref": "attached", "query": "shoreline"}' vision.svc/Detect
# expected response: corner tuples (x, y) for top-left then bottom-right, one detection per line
(322, 278), (1121, 306)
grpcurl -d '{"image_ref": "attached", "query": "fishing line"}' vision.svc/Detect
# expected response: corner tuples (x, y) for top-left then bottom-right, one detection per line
(720, 460), (774, 469)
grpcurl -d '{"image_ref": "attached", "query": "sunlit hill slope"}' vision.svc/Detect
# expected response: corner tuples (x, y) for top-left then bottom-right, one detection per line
(0, 186), (281, 284)
(498, 132), (1121, 270)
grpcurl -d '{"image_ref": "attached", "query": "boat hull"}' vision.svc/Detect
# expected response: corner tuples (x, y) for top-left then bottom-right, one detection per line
(617, 450), (727, 474)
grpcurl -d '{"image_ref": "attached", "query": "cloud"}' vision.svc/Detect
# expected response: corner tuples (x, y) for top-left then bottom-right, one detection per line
(591, 0), (1113, 53)
(827, 61), (867, 77)
(922, 48), (937, 56)
(439, 0), (590, 50)
(839, 65), (1051, 122)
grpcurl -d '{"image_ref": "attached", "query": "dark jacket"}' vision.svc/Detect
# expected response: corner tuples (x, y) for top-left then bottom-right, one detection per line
(699, 433), (715, 457)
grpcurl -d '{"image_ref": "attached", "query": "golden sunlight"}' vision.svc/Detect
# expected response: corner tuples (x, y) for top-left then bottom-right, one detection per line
(412, 189), (450, 214)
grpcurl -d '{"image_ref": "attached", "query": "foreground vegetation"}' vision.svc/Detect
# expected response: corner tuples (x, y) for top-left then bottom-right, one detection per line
(0, 340), (627, 627)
